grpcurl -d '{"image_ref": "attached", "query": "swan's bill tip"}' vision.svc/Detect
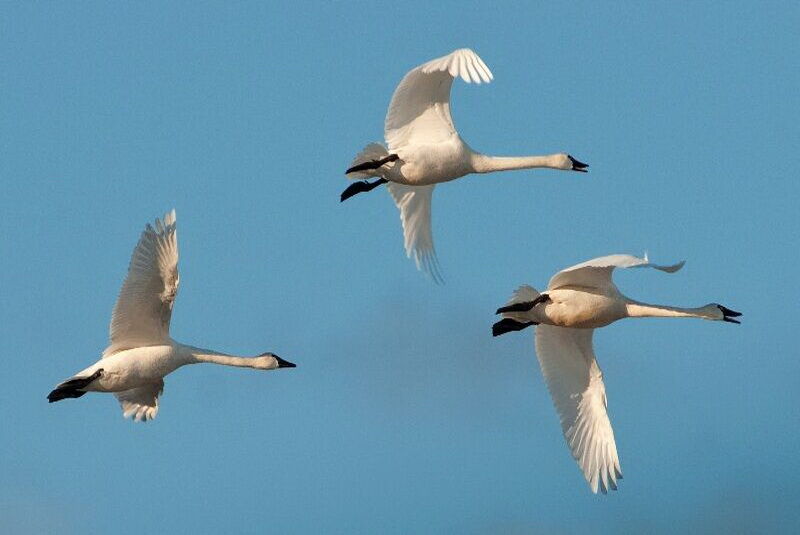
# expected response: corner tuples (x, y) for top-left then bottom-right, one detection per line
(567, 155), (589, 172)
(716, 304), (742, 324)
(273, 355), (296, 368)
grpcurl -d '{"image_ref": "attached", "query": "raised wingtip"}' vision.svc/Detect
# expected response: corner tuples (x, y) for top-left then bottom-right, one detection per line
(643, 253), (685, 273)
(157, 209), (177, 228)
(665, 260), (686, 273)
(423, 48), (493, 84)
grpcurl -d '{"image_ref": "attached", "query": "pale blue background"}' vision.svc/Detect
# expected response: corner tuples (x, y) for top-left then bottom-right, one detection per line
(1, 2), (798, 533)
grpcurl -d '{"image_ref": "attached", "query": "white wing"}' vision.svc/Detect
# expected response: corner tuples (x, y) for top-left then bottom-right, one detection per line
(384, 48), (493, 151)
(386, 183), (443, 283)
(105, 210), (179, 356)
(115, 380), (164, 422)
(548, 253), (685, 291)
(535, 325), (622, 493)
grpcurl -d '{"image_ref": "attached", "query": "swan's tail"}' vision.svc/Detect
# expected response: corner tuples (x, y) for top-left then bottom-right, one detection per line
(502, 285), (541, 317)
(492, 285), (542, 336)
(346, 142), (391, 179)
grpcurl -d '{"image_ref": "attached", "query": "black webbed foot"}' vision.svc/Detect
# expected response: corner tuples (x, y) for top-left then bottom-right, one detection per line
(345, 154), (399, 175)
(340, 178), (389, 202)
(492, 318), (537, 337)
(47, 368), (104, 403)
(495, 293), (550, 315)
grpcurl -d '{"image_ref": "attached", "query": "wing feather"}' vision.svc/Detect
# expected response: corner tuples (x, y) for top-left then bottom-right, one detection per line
(105, 210), (179, 356)
(535, 325), (622, 493)
(386, 183), (443, 283)
(115, 380), (164, 422)
(548, 253), (685, 291)
(384, 48), (493, 151)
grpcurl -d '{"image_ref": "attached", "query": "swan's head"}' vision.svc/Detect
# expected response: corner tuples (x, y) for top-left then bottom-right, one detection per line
(256, 353), (297, 370)
(704, 304), (742, 323)
(556, 153), (589, 172)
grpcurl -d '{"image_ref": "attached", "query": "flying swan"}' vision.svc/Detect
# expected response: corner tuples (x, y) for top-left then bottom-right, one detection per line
(47, 210), (295, 421)
(341, 48), (588, 282)
(492, 254), (741, 493)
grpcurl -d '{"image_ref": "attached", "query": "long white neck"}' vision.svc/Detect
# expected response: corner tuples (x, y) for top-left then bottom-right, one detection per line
(470, 153), (565, 174)
(183, 345), (264, 368)
(624, 299), (718, 320)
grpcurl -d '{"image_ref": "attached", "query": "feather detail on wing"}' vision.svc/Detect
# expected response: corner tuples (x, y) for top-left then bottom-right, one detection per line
(386, 183), (443, 284)
(535, 325), (622, 494)
(115, 380), (164, 422)
(384, 48), (493, 151)
(548, 253), (685, 291)
(105, 210), (179, 357)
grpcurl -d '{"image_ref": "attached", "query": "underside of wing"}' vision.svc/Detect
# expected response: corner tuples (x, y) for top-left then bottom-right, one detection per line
(386, 183), (443, 283)
(535, 325), (622, 493)
(384, 48), (493, 151)
(115, 380), (164, 422)
(548, 253), (685, 291)
(106, 210), (179, 356)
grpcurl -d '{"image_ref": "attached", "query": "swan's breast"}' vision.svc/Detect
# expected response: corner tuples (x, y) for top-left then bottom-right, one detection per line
(543, 289), (624, 329)
(94, 345), (183, 391)
(389, 138), (472, 185)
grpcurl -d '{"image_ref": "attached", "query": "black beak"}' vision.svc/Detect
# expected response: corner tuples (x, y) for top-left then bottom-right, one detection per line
(717, 305), (742, 324)
(273, 355), (297, 368)
(568, 155), (589, 172)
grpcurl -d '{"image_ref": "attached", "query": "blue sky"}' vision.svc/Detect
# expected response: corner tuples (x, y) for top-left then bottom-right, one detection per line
(1, 1), (798, 533)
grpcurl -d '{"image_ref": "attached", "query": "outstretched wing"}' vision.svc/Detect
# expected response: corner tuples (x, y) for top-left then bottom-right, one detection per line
(535, 325), (622, 494)
(105, 210), (179, 356)
(115, 380), (164, 422)
(547, 254), (685, 291)
(386, 183), (443, 283)
(384, 48), (493, 151)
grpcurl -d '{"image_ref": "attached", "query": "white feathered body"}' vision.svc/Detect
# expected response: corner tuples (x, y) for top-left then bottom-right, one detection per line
(543, 288), (627, 329)
(387, 137), (476, 186)
(503, 285), (627, 330)
(349, 137), (476, 186)
(73, 343), (190, 393)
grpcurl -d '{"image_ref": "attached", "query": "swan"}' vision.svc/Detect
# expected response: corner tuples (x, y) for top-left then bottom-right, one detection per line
(47, 210), (296, 422)
(341, 48), (588, 282)
(492, 254), (741, 493)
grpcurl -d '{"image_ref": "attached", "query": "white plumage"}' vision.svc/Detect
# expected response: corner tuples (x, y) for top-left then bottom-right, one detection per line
(344, 48), (588, 282)
(106, 210), (179, 357)
(495, 254), (741, 493)
(48, 211), (295, 422)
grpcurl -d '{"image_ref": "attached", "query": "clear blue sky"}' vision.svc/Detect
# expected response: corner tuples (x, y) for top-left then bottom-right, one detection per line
(1, 2), (798, 533)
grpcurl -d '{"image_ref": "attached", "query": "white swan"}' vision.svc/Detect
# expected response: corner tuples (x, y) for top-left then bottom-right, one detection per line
(342, 48), (588, 282)
(47, 210), (295, 422)
(492, 254), (741, 493)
